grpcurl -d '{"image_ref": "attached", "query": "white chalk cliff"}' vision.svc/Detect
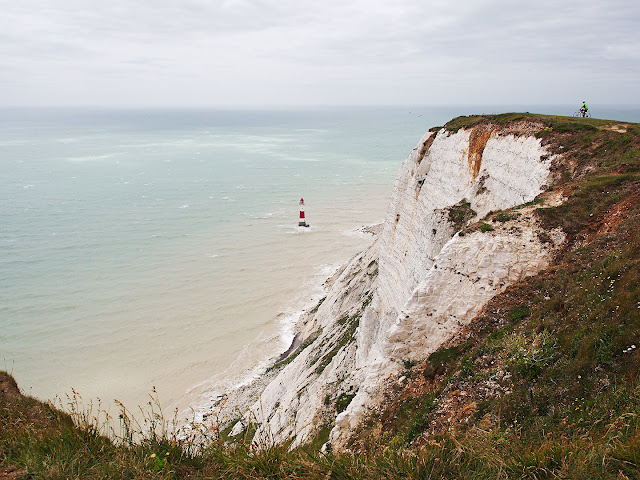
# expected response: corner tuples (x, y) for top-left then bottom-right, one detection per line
(223, 119), (566, 449)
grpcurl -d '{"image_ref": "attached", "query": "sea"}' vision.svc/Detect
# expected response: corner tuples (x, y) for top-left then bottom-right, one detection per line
(2, 105), (639, 422)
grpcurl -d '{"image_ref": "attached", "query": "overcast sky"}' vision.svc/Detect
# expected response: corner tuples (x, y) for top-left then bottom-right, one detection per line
(1, 0), (639, 107)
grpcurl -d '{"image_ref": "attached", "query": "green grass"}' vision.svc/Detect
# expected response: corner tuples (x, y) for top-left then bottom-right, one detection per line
(494, 211), (517, 222)
(447, 199), (476, 231)
(444, 112), (630, 134)
(444, 113), (526, 132)
(480, 222), (494, 232)
(314, 313), (360, 375)
(309, 297), (326, 315)
(335, 390), (358, 414)
(508, 305), (530, 322)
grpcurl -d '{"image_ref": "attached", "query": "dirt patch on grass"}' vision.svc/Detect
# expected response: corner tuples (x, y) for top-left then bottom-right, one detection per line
(0, 372), (20, 403)
(595, 190), (640, 236)
(0, 467), (24, 479)
(603, 124), (628, 134)
(498, 119), (546, 136)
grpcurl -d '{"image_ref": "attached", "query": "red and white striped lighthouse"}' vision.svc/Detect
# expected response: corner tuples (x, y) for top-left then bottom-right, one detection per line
(298, 197), (308, 227)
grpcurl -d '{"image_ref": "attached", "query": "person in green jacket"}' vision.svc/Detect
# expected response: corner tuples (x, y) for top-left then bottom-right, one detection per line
(580, 101), (589, 117)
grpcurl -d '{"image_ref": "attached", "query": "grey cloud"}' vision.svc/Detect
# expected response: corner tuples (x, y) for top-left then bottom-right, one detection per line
(0, 0), (638, 106)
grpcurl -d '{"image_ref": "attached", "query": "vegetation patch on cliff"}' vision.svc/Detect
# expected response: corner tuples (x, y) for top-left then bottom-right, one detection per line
(446, 198), (476, 232)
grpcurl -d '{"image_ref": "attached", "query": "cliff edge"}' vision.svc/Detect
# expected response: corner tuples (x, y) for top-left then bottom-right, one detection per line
(218, 115), (580, 449)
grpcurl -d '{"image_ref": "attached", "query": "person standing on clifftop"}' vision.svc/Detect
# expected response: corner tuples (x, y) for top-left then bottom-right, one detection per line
(581, 101), (589, 117)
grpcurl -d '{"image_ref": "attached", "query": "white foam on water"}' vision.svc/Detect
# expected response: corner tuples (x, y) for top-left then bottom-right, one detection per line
(178, 258), (338, 425)
(64, 153), (121, 162)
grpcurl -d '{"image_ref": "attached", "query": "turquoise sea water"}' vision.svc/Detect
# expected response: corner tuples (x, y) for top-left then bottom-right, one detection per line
(2, 105), (639, 417)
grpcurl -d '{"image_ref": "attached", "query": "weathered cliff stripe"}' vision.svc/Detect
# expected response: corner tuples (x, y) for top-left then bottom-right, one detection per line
(467, 125), (493, 178)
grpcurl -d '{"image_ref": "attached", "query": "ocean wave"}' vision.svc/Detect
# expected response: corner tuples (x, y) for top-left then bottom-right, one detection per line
(64, 153), (121, 162)
(252, 212), (274, 219)
(181, 337), (282, 423)
(342, 228), (370, 239)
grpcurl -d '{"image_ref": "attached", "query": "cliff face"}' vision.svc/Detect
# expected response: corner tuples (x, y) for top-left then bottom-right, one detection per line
(226, 119), (566, 449)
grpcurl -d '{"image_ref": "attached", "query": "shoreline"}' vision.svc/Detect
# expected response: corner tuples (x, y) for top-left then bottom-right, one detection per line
(190, 222), (383, 430)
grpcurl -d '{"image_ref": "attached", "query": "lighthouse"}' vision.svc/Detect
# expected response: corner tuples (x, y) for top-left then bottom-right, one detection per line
(298, 198), (309, 227)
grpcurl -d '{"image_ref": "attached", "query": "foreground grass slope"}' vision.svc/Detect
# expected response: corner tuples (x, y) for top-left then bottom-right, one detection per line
(2, 113), (639, 479)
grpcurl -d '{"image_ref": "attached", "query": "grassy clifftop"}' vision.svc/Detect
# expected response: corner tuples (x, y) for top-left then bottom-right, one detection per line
(2, 113), (639, 479)
(351, 114), (640, 473)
